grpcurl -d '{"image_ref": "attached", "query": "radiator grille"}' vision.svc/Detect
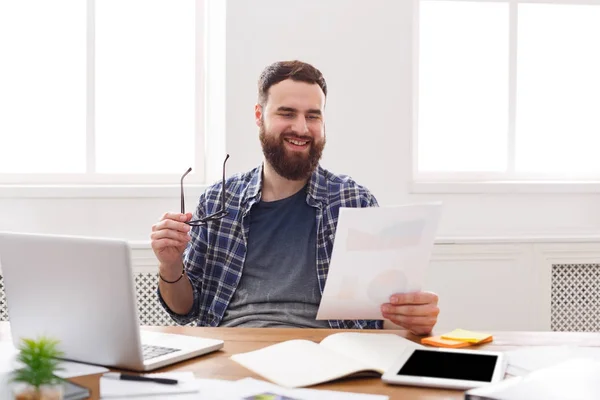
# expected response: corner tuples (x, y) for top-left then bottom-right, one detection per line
(0, 275), (7, 321)
(551, 263), (600, 332)
(134, 272), (185, 326)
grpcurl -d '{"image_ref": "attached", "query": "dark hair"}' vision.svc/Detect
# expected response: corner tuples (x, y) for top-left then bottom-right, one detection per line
(257, 60), (327, 105)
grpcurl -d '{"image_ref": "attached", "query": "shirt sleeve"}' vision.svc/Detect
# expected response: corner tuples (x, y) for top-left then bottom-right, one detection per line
(157, 195), (209, 326)
(156, 271), (201, 326)
(359, 186), (380, 208)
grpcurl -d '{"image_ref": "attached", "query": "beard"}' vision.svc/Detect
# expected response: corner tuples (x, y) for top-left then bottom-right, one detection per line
(259, 124), (325, 181)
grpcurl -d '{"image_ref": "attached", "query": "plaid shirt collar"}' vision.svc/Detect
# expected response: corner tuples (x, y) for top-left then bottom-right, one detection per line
(241, 162), (330, 211)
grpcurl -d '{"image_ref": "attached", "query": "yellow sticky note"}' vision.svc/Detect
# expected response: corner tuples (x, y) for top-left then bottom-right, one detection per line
(421, 335), (473, 348)
(440, 329), (493, 344)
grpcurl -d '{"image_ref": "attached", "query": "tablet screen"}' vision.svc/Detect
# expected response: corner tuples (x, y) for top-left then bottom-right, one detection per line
(397, 349), (498, 382)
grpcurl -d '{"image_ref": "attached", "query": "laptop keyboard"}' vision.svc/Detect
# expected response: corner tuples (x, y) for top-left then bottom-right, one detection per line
(141, 344), (179, 360)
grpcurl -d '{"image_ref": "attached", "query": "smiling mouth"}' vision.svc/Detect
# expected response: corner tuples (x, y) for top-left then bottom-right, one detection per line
(284, 137), (311, 147)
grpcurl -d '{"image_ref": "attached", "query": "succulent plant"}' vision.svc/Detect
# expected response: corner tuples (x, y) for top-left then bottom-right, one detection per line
(11, 337), (65, 399)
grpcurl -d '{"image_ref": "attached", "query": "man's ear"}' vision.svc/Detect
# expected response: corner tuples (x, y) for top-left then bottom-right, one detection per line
(255, 104), (263, 127)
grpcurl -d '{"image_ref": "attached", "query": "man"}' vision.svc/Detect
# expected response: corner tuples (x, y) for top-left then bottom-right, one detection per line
(151, 60), (439, 334)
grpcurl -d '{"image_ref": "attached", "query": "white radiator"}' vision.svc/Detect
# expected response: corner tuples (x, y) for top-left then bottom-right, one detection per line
(0, 273), (190, 326)
(1, 253), (599, 331)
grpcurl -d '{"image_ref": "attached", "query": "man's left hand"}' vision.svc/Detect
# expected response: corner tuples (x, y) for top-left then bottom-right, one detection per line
(381, 291), (439, 335)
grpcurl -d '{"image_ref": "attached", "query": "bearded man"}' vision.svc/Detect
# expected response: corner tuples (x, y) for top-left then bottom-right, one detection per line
(152, 60), (440, 335)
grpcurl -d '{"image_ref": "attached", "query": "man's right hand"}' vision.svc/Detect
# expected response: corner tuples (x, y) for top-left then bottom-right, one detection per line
(151, 212), (193, 276)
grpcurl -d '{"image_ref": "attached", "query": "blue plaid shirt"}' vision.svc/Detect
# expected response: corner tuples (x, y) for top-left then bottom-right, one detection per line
(158, 163), (384, 330)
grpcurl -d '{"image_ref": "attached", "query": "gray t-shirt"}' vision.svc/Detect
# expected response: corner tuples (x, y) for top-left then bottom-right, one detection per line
(220, 186), (330, 328)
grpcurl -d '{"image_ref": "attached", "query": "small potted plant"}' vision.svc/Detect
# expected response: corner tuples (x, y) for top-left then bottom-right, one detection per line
(10, 337), (65, 400)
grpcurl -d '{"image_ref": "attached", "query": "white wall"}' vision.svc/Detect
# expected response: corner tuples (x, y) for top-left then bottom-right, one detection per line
(225, 0), (600, 239)
(226, 0), (414, 209)
(1, 0), (600, 330)
(1, 0), (599, 240)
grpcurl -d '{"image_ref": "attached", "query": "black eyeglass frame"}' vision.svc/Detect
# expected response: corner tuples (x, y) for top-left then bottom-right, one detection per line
(180, 154), (230, 226)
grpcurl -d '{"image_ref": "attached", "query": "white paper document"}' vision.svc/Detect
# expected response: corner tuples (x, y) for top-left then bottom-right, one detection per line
(55, 361), (109, 379)
(194, 378), (243, 400)
(100, 372), (201, 398)
(102, 378), (235, 400)
(0, 342), (18, 373)
(316, 202), (442, 320)
(505, 346), (600, 377)
(466, 358), (600, 400)
(233, 377), (389, 400)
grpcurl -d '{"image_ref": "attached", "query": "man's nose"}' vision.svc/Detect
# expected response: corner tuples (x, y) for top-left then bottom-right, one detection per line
(291, 116), (309, 134)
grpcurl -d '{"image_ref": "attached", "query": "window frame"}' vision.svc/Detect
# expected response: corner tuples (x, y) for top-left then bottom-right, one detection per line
(0, 0), (209, 191)
(411, 0), (600, 193)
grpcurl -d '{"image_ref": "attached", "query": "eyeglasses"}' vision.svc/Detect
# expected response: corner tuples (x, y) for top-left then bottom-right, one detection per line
(181, 154), (230, 226)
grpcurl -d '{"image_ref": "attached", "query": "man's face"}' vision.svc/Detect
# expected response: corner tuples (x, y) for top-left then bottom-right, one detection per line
(256, 79), (326, 181)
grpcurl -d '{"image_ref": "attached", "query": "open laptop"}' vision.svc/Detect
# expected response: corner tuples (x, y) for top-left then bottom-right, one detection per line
(0, 231), (224, 371)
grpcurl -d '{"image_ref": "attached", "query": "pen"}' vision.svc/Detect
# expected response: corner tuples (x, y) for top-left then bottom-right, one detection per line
(103, 372), (178, 385)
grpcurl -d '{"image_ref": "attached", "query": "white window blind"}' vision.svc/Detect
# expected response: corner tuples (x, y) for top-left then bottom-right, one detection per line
(0, 0), (203, 184)
(416, 0), (600, 181)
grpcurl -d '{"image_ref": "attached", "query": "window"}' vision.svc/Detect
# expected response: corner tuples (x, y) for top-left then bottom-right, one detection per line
(0, 0), (205, 184)
(416, 0), (600, 182)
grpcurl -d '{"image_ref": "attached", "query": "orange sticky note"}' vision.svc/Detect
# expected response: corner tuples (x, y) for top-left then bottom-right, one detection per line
(440, 329), (493, 344)
(421, 335), (473, 348)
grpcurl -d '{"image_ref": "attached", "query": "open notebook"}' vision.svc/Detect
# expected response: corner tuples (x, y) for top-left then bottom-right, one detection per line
(230, 332), (423, 388)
